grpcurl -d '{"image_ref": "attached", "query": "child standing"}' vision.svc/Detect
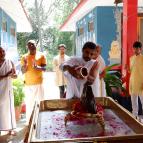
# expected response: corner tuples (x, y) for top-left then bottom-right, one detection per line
(129, 41), (143, 119)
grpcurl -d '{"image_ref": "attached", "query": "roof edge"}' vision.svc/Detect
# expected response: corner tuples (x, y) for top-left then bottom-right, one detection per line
(60, 0), (88, 30)
(19, 0), (32, 27)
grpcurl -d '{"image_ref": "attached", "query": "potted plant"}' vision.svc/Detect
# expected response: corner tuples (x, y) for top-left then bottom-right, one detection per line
(104, 64), (132, 112)
(13, 77), (25, 121)
(104, 64), (124, 97)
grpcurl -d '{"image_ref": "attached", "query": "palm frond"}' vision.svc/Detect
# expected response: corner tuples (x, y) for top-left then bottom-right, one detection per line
(105, 64), (120, 72)
(104, 64), (126, 97)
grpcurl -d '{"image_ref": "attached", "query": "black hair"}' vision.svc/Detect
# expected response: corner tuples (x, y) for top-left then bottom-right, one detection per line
(133, 41), (142, 48)
(58, 44), (66, 50)
(82, 41), (96, 51)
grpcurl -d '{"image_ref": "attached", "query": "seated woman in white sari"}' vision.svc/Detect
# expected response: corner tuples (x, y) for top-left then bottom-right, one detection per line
(0, 47), (17, 135)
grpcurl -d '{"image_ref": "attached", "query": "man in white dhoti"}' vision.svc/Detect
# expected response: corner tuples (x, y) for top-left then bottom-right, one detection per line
(60, 42), (99, 99)
(92, 45), (106, 97)
(0, 47), (17, 135)
(21, 40), (47, 124)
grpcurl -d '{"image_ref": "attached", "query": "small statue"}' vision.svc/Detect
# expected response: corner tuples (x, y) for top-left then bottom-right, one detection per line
(81, 84), (97, 114)
(64, 84), (105, 129)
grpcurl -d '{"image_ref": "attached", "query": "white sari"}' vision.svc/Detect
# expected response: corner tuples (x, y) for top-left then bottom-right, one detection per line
(0, 60), (16, 130)
(97, 55), (106, 97)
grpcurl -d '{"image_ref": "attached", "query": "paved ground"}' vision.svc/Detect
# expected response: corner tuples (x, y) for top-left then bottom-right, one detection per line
(43, 72), (60, 99)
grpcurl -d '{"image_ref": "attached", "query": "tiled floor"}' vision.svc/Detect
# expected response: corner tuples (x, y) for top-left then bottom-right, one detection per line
(0, 115), (27, 143)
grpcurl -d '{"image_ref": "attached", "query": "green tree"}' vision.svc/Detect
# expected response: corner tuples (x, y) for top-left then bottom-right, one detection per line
(57, 32), (75, 55)
(52, 0), (80, 55)
(17, 0), (80, 60)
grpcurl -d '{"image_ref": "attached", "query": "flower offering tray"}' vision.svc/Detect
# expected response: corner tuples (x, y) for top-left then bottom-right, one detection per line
(25, 97), (143, 143)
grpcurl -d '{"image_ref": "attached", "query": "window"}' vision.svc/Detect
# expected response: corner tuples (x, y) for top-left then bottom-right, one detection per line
(88, 21), (94, 32)
(78, 27), (84, 36)
(2, 21), (7, 32)
(10, 27), (16, 37)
